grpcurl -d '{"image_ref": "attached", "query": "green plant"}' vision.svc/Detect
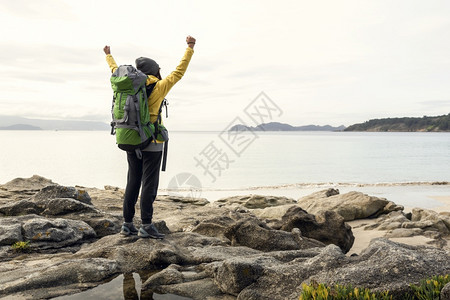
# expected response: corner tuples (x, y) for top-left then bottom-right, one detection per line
(408, 274), (450, 300)
(299, 280), (392, 300)
(299, 275), (450, 300)
(11, 240), (31, 252)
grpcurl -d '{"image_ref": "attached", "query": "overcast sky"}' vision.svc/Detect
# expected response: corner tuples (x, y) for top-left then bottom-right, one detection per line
(1, 0), (449, 130)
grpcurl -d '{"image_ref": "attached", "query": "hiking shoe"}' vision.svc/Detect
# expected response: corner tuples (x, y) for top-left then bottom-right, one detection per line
(120, 222), (138, 236)
(138, 223), (165, 239)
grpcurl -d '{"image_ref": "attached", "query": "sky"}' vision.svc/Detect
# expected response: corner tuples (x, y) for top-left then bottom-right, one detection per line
(1, 0), (450, 130)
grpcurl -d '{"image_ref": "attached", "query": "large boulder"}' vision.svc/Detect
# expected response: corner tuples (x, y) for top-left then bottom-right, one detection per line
(273, 206), (354, 253)
(224, 218), (324, 252)
(0, 215), (96, 248)
(298, 190), (403, 221)
(32, 185), (92, 205)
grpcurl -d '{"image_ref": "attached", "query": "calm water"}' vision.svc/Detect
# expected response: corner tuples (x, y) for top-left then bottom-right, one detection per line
(1, 130), (449, 207)
(53, 272), (191, 300)
(1, 130), (449, 187)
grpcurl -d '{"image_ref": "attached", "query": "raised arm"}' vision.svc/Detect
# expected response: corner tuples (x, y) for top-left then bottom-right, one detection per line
(103, 45), (118, 73)
(156, 36), (196, 97)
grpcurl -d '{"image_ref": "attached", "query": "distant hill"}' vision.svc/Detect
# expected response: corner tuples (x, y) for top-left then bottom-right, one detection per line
(229, 122), (346, 132)
(0, 116), (109, 131)
(345, 114), (450, 132)
(0, 124), (42, 130)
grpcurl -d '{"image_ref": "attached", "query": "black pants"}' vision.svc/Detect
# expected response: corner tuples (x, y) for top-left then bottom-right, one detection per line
(123, 151), (162, 224)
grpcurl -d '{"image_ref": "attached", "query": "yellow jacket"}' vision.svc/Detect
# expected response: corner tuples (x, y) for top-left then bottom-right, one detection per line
(106, 47), (194, 126)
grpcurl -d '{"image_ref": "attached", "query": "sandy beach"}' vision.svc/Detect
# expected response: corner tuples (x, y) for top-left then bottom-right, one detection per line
(431, 195), (450, 212)
(348, 195), (450, 255)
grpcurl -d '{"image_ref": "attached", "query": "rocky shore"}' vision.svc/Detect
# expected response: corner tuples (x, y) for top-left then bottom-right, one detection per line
(0, 175), (449, 299)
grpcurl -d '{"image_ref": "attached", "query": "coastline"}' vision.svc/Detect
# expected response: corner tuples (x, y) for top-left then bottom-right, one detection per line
(169, 183), (450, 211)
(1, 175), (449, 299)
(175, 185), (450, 256)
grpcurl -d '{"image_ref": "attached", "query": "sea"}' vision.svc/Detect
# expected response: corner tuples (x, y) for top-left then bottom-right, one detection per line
(1, 130), (449, 209)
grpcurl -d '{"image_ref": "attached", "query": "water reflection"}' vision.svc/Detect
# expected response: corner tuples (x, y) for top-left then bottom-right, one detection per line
(53, 271), (192, 300)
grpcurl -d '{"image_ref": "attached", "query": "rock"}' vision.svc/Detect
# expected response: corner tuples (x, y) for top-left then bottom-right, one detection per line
(142, 264), (184, 289)
(442, 282), (450, 300)
(410, 208), (450, 234)
(298, 190), (401, 221)
(385, 228), (423, 238)
(214, 256), (269, 296)
(74, 233), (197, 273)
(382, 201), (404, 215)
(0, 197), (99, 218)
(0, 199), (39, 216)
(0, 215), (96, 249)
(300, 188), (340, 200)
(189, 246), (261, 263)
(191, 215), (237, 240)
(0, 257), (119, 299)
(0, 223), (22, 245)
(305, 239), (450, 298)
(251, 204), (296, 220)
(378, 221), (403, 230)
(0, 185), (121, 238)
(0, 175), (55, 193)
(155, 278), (225, 300)
(1, 175), (449, 300)
(153, 198), (241, 233)
(237, 239), (450, 300)
(81, 185), (124, 212)
(0, 175), (55, 205)
(36, 198), (99, 216)
(22, 216), (96, 245)
(32, 185), (92, 205)
(224, 218), (324, 252)
(168, 232), (228, 249)
(223, 246), (337, 300)
(215, 194), (296, 209)
(84, 217), (121, 237)
(158, 195), (210, 206)
(273, 206), (354, 253)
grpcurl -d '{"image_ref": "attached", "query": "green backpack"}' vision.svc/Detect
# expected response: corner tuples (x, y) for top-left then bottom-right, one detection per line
(110, 65), (154, 151)
(110, 65), (169, 169)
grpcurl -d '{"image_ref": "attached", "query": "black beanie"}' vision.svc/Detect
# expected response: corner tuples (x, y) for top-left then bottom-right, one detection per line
(135, 57), (159, 76)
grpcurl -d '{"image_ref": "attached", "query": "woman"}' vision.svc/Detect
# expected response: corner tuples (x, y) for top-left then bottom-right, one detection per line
(103, 35), (196, 238)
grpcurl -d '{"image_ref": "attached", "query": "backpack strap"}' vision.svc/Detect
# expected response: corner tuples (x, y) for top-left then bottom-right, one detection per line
(156, 98), (168, 125)
(161, 140), (168, 172)
(133, 88), (148, 145)
(110, 94), (116, 135)
(135, 148), (143, 160)
(146, 83), (156, 99)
